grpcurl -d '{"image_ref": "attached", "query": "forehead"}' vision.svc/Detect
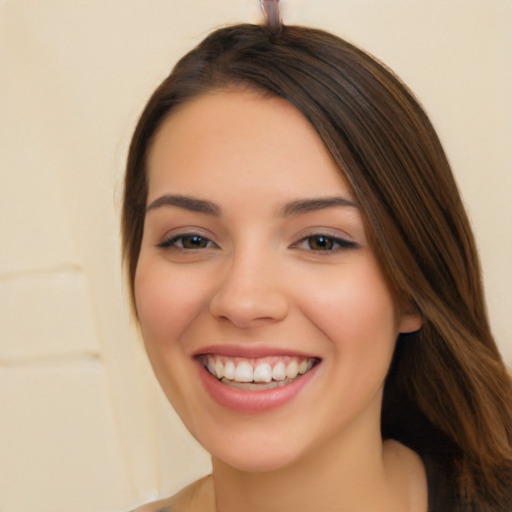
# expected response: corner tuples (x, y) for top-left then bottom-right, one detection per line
(146, 89), (353, 203)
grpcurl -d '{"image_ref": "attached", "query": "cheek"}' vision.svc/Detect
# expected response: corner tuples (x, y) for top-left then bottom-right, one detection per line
(133, 260), (205, 422)
(134, 260), (207, 344)
(308, 271), (399, 407)
(304, 269), (397, 335)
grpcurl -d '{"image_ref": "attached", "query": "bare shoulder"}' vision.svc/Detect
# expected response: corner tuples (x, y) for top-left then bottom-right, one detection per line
(130, 475), (214, 512)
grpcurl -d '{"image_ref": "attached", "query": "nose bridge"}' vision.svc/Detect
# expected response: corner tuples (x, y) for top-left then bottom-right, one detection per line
(209, 241), (288, 327)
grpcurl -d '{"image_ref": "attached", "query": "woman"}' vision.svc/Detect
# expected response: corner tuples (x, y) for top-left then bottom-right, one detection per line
(123, 22), (512, 512)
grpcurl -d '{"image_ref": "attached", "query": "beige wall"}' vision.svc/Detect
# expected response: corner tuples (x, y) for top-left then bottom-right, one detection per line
(1, 1), (510, 510)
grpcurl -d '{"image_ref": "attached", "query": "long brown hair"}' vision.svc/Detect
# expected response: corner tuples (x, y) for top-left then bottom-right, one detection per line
(123, 24), (512, 509)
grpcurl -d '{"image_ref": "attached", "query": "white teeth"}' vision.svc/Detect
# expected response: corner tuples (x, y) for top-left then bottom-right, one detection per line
(203, 355), (317, 384)
(234, 361), (253, 382)
(272, 361), (286, 381)
(214, 358), (224, 379)
(221, 378), (291, 390)
(224, 360), (235, 380)
(253, 363), (272, 383)
(298, 359), (309, 374)
(286, 360), (299, 379)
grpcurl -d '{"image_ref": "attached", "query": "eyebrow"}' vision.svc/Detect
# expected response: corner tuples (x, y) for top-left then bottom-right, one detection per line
(280, 196), (358, 216)
(146, 194), (221, 216)
(146, 194), (357, 217)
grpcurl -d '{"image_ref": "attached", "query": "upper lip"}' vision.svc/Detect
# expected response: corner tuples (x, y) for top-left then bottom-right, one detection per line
(192, 344), (320, 359)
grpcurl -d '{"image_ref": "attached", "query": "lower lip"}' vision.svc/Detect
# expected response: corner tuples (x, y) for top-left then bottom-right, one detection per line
(196, 360), (319, 414)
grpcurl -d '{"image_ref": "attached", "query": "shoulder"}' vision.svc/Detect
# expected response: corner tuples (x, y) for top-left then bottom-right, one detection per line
(130, 475), (214, 512)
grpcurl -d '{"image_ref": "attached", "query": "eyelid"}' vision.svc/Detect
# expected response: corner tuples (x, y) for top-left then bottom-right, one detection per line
(291, 230), (359, 252)
(156, 228), (219, 250)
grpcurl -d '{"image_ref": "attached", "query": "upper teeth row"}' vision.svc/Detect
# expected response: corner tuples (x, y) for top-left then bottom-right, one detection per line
(202, 355), (315, 383)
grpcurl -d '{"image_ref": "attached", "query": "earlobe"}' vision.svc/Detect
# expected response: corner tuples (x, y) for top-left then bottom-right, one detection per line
(398, 302), (423, 334)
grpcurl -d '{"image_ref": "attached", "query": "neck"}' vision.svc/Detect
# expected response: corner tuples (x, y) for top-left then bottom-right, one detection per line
(211, 419), (419, 512)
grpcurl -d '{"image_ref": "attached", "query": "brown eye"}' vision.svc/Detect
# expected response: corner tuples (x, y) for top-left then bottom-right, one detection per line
(307, 235), (335, 251)
(181, 235), (209, 249)
(157, 234), (215, 249)
(292, 233), (358, 253)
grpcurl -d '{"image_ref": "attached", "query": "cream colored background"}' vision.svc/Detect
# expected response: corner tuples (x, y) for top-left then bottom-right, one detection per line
(1, 1), (511, 511)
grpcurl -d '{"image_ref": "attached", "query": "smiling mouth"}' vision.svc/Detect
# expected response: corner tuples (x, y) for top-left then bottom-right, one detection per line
(197, 354), (320, 391)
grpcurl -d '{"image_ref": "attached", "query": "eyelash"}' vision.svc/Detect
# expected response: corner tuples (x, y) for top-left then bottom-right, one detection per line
(157, 233), (217, 250)
(293, 234), (358, 253)
(157, 232), (357, 253)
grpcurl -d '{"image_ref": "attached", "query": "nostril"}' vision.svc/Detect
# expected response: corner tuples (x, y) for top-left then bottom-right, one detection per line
(209, 290), (288, 328)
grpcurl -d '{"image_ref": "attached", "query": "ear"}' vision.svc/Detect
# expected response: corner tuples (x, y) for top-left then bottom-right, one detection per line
(398, 302), (423, 334)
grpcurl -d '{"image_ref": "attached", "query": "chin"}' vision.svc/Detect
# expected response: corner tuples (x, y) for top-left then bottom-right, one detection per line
(213, 449), (300, 474)
(203, 427), (310, 474)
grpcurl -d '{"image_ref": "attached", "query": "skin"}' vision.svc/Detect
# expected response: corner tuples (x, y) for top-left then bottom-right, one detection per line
(134, 89), (426, 512)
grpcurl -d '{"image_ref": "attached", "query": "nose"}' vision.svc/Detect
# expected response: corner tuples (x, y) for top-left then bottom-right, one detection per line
(209, 249), (289, 328)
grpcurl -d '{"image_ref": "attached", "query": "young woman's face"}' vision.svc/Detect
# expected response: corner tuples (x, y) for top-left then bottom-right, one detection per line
(135, 90), (421, 472)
